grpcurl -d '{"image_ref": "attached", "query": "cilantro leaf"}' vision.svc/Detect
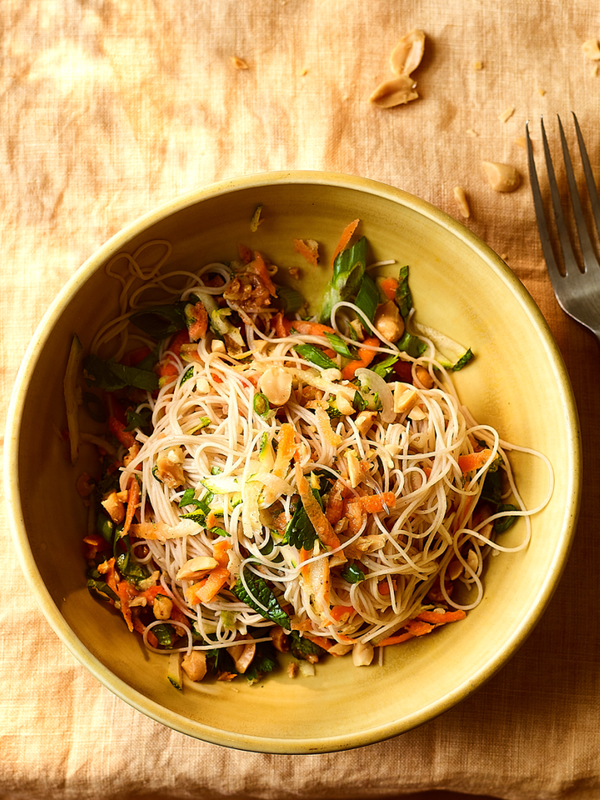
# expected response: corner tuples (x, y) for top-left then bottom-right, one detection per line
(83, 353), (159, 392)
(371, 354), (400, 379)
(232, 569), (291, 629)
(341, 562), (366, 584)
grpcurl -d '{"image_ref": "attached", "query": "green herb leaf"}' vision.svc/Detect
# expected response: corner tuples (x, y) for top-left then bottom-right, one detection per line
(152, 623), (177, 648)
(341, 562), (366, 584)
(294, 343), (337, 370)
(125, 407), (151, 432)
(82, 392), (107, 423)
(324, 333), (357, 360)
(395, 265), (412, 319)
(210, 526), (231, 538)
(481, 469), (502, 506)
(354, 273), (380, 323)
(289, 631), (327, 661)
(87, 578), (119, 603)
(494, 504), (519, 534)
(116, 552), (151, 587)
(245, 640), (279, 683)
(352, 391), (368, 412)
(397, 331), (427, 359)
(232, 569), (291, 629)
(130, 303), (188, 339)
(371, 354), (400, 379)
(83, 354), (159, 393)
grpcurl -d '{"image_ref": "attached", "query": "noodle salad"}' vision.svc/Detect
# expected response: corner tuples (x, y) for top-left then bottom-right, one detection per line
(69, 219), (552, 689)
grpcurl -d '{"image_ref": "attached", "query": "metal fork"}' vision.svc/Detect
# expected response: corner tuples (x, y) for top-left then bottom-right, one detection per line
(526, 113), (600, 345)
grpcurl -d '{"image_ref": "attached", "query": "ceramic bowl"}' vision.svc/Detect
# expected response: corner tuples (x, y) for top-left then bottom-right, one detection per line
(5, 172), (580, 753)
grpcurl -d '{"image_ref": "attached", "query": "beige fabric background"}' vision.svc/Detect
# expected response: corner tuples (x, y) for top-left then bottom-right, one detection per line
(2, 1), (600, 798)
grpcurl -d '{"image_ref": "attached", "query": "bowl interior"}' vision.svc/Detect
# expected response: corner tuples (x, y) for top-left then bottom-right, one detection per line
(6, 173), (580, 753)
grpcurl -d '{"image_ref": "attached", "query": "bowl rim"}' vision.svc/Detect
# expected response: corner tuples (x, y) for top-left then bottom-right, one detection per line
(4, 170), (582, 753)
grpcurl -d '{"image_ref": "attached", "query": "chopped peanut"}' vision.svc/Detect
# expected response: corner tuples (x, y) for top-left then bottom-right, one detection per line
(393, 385), (419, 414)
(101, 491), (125, 524)
(369, 75), (418, 108)
(389, 29), (426, 76)
(453, 186), (471, 219)
(482, 161), (521, 193)
(414, 365), (434, 389)
(182, 650), (207, 682)
(352, 641), (374, 667)
(176, 556), (218, 581)
(153, 594), (173, 620)
(231, 56), (249, 70)
(374, 300), (405, 342)
(582, 39), (600, 60)
(498, 106), (515, 123)
(354, 410), (377, 435)
(259, 367), (293, 407)
(155, 447), (186, 488)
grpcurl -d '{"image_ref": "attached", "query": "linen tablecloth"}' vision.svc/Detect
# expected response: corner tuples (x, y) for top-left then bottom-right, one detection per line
(2, 1), (600, 798)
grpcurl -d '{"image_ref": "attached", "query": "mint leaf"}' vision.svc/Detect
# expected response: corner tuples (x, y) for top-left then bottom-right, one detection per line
(232, 569), (291, 629)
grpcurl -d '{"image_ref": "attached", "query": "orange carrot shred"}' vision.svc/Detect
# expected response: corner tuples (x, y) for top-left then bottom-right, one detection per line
(331, 219), (360, 265)
(341, 336), (379, 380)
(379, 277), (399, 301)
(457, 449), (494, 474)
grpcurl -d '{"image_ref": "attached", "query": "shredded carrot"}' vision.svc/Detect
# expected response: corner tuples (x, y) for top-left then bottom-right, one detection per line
(273, 311), (292, 338)
(187, 301), (208, 341)
(378, 580), (391, 596)
(97, 557), (118, 596)
(306, 635), (334, 651)
(121, 478), (140, 538)
(405, 619), (434, 636)
(212, 539), (231, 568)
(345, 500), (365, 535)
(250, 251), (277, 297)
(331, 218), (360, 265)
(168, 329), (190, 357)
(457, 449), (493, 474)
(187, 566), (230, 604)
(341, 336), (380, 380)
(132, 616), (158, 648)
(377, 632), (415, 647)
(290, 320), (336, 337)
(415, 609), (467, 625)
(116, 581), (136, 632)
(273, 423), (297, 477)
(379, 277), (399, 301)
(356, 492), (396, 514)
(330, 605), (355, 623)
(108, 417), (136, 450)
(293, 238), (319, 267)
(295, 464), (341, 549)
(325, 479), (349, 525)
(82, 532), (109, 559)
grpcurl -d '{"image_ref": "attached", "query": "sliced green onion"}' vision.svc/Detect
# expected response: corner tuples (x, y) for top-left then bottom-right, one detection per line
(324, 333), (357, 360)
(294, 343), (337, 370)
(354, 273), (379, 323)
(276, 284), (305, 314)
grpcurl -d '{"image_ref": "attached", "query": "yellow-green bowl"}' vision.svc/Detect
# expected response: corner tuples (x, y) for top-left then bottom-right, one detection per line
(4, 172), (580, 753)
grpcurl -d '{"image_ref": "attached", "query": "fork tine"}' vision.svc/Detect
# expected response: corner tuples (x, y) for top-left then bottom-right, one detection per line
(540, 116), (579, 276)
(526, 121), (564, 288)
(573, 111), (600, 243)
(558, 114), (600, 271)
